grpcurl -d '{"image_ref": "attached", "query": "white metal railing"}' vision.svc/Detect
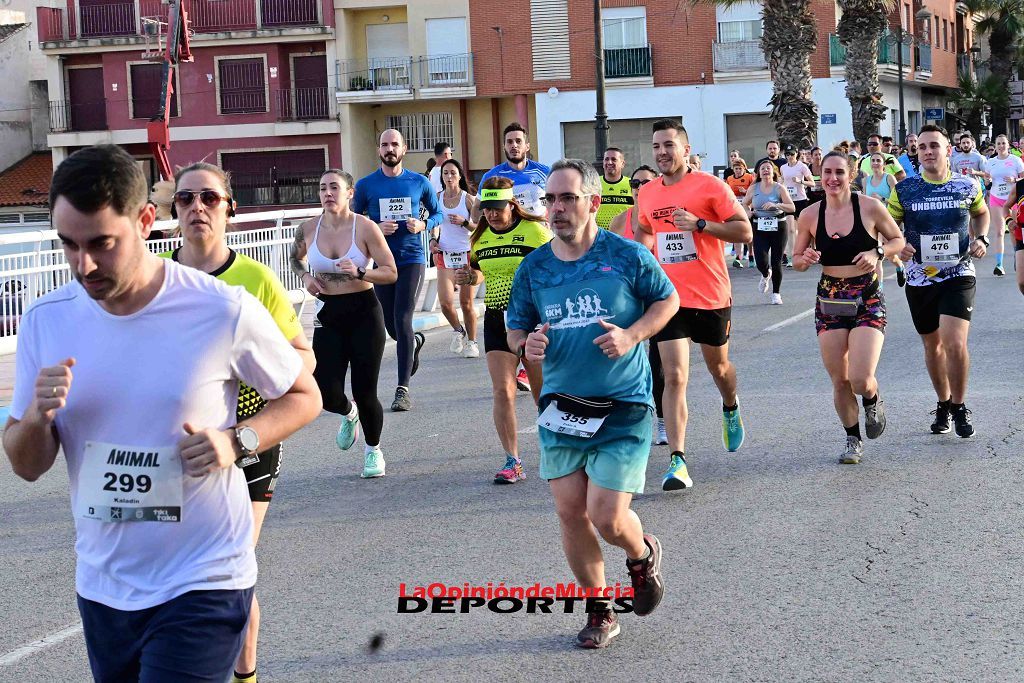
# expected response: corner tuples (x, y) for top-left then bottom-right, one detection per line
(0, 208), (451, 354)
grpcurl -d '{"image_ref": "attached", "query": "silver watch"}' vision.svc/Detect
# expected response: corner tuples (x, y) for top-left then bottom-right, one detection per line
(234, 426), (260, 468)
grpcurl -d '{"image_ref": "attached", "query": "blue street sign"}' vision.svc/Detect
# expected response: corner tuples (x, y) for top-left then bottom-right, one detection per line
(925, 107), (944, 120)
(820, 113), (837, 125)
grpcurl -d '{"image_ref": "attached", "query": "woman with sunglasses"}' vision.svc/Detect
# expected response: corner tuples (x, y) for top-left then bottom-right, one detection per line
(792, 152), (904, 465)
(291, 170), (398, 480)
(743, 160), (795, 304)
(164, 162), (315, 683)
(454, 177), (550, 484)
(427, 158), (480, 358)
(725, 158), (755, 268)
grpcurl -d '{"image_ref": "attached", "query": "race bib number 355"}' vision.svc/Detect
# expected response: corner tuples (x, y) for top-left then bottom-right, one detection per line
(538, 403), (607, 438)
(77, 441), (182, 523)
(656, 231), (697, 264)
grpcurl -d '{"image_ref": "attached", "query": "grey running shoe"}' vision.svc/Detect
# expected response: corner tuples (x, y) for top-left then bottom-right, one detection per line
(391, 386), (411, 412)
(411, 332), (426, 376)
(575, 610), (620, 649)
(864, 399), (886, 439)
(626, 534), (664, 616)
(655, 418), (668, 445)
(839, 436), (863, 464)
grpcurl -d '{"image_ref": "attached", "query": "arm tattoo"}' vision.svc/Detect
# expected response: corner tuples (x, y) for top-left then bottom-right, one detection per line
(289, 226), (308, 279)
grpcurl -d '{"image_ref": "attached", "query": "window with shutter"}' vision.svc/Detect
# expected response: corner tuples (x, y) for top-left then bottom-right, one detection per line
(530, 0), (570, 81)
(130, 63), (179, 120)
(218, 58), (267, 115)
(221, 148), (327, 206)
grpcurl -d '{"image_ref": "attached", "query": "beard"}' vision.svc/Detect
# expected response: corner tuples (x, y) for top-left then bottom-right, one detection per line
(505, 150), (525, 164)
(380, 152), (402, 168)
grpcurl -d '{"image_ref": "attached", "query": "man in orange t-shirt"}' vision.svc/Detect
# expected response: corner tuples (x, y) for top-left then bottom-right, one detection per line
(636, 119), (753, 493)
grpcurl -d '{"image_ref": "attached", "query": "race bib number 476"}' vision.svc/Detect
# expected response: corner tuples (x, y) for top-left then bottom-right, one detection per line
(77, 441), (182, 523)
(921, 233), (960, 267)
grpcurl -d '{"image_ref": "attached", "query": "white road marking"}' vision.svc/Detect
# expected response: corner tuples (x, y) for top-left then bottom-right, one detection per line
(0, 622), (83, 666)
(762, 308), (814, 332)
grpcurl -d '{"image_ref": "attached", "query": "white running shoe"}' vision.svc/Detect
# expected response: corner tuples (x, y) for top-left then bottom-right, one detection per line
(655, 418), (668, 445)
(758, 270), (771, 294)
(770, 293), (783, 305)
(449, 329), (466, 355)
(462, 340), (480, 358)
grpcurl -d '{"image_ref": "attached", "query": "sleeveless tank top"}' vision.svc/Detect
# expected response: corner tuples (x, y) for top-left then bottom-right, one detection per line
(438, 191), (472, 253)
(816, 193), (878, 266)
(306, 215), (371, 274)
(752, 182), (783, 217)
(864, 174), (892, 202)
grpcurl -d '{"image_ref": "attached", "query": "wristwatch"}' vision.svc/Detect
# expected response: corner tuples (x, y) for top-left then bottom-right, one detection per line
(875, 245), (885, 258)
(357, 267), (367, 280)
(234, 426), (260, 468)
(696, 219), (707, 233)
(461, 218), (470, 228)
(975, 235), (990, 247)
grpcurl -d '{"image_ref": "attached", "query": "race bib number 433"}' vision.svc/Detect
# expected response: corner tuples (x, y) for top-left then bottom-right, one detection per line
(77, 441), (182, 523)
(656, 231), (697, 264)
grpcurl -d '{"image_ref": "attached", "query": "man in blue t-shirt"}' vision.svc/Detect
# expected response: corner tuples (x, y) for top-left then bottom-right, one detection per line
(480, 122), (551, 217)
(352, 128), (442, 412)
(506, 158), (678, 649)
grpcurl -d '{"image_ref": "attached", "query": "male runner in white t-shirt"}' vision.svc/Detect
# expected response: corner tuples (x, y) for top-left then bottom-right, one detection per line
(3, 145), (322, 683)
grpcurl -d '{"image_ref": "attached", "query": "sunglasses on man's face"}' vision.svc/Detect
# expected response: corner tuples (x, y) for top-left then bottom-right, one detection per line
(629, 178), (652, 189)
(173, 190), (231, 209)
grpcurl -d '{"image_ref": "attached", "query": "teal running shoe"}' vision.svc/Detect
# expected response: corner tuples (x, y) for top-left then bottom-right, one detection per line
(662, 453), (693, 491)
(722, 404), (745, 452)
(361, 448), (386, 478)
(335, 407), (360, 451)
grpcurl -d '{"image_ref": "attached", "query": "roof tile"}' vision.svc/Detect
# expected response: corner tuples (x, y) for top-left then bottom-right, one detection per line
(0, 153), (53, 207)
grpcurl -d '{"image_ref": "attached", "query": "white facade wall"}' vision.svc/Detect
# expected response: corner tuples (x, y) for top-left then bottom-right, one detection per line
(535, 79), (854, 171)
(0, 25), (33, 172)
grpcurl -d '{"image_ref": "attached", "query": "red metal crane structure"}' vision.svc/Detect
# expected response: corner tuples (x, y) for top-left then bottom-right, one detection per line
(143, 0), (193, 181)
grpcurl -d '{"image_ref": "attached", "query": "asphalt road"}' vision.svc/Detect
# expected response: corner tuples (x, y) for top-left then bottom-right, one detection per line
(2, 261), (1023, 682)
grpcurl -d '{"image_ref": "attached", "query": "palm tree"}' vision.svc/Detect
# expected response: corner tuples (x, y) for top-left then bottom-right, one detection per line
(966, 0), (1024, 136)
(712, 0), (819, 148)
(835, 0), (894, 143)
(948, 71), (1008, 138)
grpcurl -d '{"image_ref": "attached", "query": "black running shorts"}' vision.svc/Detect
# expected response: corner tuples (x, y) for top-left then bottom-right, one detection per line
(484, 308), (513, 354)
(653, 306), (731, 347)
(244, 443), (282, 503)
(905, 276), (976, 335)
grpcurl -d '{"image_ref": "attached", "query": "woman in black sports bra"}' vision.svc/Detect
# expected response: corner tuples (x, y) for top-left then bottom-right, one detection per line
(793, 151), (905, 465)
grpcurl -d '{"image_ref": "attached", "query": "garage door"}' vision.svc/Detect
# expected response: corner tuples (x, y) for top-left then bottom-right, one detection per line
(725, 113), (776, 170)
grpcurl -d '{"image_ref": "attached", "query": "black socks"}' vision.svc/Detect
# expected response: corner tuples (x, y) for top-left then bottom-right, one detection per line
(723, 403), (738, 412)
(844, 423), (862, 440)
(862, 394), (878, 408)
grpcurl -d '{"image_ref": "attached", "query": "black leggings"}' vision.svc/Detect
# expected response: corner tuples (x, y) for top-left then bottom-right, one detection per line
(753, 229), (787, 294)
(649, 341), (664, 419)
(374, 263), (424, 387)
(313, 289), (386, 446)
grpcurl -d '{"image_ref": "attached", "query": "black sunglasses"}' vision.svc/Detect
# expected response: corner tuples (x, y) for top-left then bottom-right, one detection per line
(629, 178), (652, 189)
(173, 190), (231, 209)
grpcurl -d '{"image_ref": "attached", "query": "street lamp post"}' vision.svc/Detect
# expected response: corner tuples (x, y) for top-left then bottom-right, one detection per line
(885, 8), (931, 144)
(593, 0), (609, 166)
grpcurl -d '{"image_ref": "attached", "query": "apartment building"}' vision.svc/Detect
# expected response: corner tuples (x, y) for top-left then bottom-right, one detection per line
(36, 0), (341, 209)
(469, 0), (979, 171)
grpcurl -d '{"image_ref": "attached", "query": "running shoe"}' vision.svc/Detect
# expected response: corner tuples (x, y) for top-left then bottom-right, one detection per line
(494, 455), (525, 484)
(463, 340), (480, 358)
(745, 257), (753, 268)
(783, 254), (792, 269)
(655, 418), (668, 445)
(896, 267), (906, 288)
(864, 399), (886, 439)
(758, 270), (771, 294)
(770, 293), (783, 305)
(839, 436), (863, 464)
(516, 368), (530, 392)
(732, 258), (744, 269)
(335, 406), (360, 451)
(626, 533), (664, 616)
(575, 609), (620, 649)
(411, 332), (426, 376)
(391, 386), (411, 412)
(662, 453), (693, 491)
(361, 447), (386, 478)
(449, 329), (466, 355)
(930, 402), (952, 434)
(722, 405), (745, 452)
(994, 265), (1006, 277)
(952, 403), (975, 438)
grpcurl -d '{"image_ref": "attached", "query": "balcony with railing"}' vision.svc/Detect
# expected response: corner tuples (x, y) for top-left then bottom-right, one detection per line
(275, 87), (334, 121)
(914, 44), (932, 75)
(829, 34), (912, 68)
(335, 54), (476, 101)
(419, 54), (474, 88)
(605, 46), (652, 79)
(49, 99), (108, 134)
(957, 53), (971, 76)
(712, 41), (767, 72)
(337, 58), (414, 94)
(38, 0), (323, 43)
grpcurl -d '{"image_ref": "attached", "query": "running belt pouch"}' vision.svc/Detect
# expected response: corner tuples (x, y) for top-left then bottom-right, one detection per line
(553, 394), (614, 418)
(817, 297), (860, 317)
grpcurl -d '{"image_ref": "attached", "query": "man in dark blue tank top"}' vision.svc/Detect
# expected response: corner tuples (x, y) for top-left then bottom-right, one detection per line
(887, 124), (990, 438)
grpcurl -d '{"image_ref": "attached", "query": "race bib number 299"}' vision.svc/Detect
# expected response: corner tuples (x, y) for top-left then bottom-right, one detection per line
(77, 441), (182, 523)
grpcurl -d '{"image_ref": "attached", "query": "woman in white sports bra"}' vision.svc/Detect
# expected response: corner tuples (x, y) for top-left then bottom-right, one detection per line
(290, 169), (397, 479)
(427, 158), (481, 358)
